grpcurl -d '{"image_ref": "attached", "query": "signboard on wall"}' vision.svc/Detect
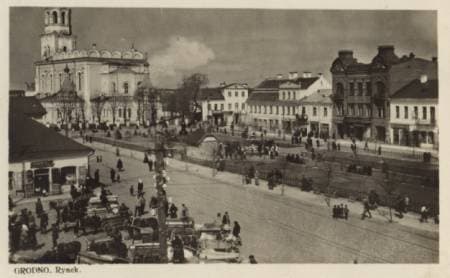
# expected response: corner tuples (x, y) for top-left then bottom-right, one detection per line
(31, 160), (54, 169)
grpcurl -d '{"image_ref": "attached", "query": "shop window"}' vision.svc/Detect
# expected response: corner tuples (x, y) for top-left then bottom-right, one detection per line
(52, 168), (62, 184)
(61, 166), (76, 184)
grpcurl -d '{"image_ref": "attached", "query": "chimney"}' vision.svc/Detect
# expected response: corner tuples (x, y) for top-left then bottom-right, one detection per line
(288, 71), (298, 80)
(302, 71), (312, 78)
(276, 74), (283, 79)
(338, 50), (355, 66)
(92, 43), (97, 50)
(432, 56), (437, 63)
(420, 74), (428, 84)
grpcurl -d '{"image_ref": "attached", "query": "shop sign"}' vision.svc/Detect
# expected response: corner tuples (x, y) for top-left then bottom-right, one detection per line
(31, 160), (54, 169)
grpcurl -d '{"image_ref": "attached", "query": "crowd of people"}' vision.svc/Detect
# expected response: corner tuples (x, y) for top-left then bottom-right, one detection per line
(332, 204), (349, 220)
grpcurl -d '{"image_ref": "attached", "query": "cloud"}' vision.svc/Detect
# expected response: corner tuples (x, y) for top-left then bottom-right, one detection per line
(149, 36), (215, 85)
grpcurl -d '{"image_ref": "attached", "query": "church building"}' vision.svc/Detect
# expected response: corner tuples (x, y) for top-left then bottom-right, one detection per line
(34, 7), (154, 127)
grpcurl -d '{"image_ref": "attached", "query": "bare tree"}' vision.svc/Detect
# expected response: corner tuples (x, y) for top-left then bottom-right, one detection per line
(52, 90), (84, 136)
(91, 94), (107, 125)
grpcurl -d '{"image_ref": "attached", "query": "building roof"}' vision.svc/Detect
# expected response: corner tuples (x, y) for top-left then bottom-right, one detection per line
(35, 57), (147, 67)
(10, 96), (47, 118)
(255, 77), (319, 90)
(9, 113), (94, 163)
(199, 87), (224, 101)
(108, 67), (139, 74)
(391, 79), (438, 99)
(301, 89), (333, 104)
(247, 91), (279, 102)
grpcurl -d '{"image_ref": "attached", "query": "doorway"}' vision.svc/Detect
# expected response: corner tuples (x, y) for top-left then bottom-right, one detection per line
(34, 168), (50, 193)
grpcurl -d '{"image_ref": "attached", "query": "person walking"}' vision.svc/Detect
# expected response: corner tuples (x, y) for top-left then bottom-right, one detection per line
(94, 169), (100, 186)
(420, 205), (429, 223)
(129, 185), (134, 196)
(134, 195), (141, 217)
(117, 158), (124, 172)
(51, 223), (59, 249)
(28, 223), (37, 249)
(254, 169), (260, 186)
(40, 212), (48, 233)
(361, 198), (372, 220)
(344, 205), (349, 220)
(169, 203), (178, 219)
(35, 198), (44, 217)
(137, 178), (144, 195)
(110, 168), (116, 183)
(181, 204), (190, 220)
(364, 140), (369, 151)
(139, 194), (146, 216)
(222, 211), (231, 226)
(149, 152), (156, 172)
(232, 221), (241, 238)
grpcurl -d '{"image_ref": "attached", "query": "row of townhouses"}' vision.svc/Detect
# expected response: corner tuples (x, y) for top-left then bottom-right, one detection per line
(199, 47), (438, 149)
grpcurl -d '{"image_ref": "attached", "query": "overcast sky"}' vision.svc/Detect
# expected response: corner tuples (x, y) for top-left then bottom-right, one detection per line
(10, 8), (437, 89)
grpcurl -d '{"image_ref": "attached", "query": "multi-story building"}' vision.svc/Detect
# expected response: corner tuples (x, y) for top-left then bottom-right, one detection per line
(389, 75), (438, 149)
(34, 7), (151, 126)
(300, 89), (333, 138)
(245, 71), (331, 133)
(330, 45), (437, 142)
(199, 83), (249, 125)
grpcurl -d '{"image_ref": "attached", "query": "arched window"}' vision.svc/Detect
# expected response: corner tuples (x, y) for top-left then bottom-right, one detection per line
(61, 12), (65, 25)
(52, 11), (58, 24)
(63, 46), (67, 52)
(123, 82), (129, 94)
(78, 72), (82, 90)
(376, 82), (386, 98)
(336, 82), (344, 97)
(111, 82), (116, 93)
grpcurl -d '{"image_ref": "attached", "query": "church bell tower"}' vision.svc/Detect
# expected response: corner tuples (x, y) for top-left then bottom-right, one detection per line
(40, 7), (77, 59)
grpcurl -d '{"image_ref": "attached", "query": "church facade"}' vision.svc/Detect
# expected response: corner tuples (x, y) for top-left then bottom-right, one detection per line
(35, 7), (154, 127)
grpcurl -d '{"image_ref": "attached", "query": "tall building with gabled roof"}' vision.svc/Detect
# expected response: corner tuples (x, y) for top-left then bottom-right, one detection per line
(34, 7), (150, 126)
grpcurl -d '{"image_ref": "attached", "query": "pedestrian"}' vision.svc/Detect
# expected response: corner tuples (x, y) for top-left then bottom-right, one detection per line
(94, 169), (100, 185)
(232, 221), (241, 238)
(117, 158), (124, 171)
(361, 198), (372, 220)
(332, 205), (337, 219)
(181, 204), (189, 220)
(364, 140), (369, 151)
(344, 204), (349, 220)
(222, 211), (231, 226)
(28, 223), (38, 249)
(116, 173), (121, 183)
(340, 204), (345, 218)
(216, 213), (222, 226)
(40, 212), (48, 233)
(135, 195), (141, 217)
(35, 198), (44, 217)
(254, 169), (260, 186)
(129, 185), (134, 196)
(27, 211), (36, 227)
(249, 255), (258, 264)
(420, 205), (429, 223)
(316, 139), (320, 148)
(149, 152), (155, 171)
(139, 194), (146, 216)
(169, 203), (178, 219)
(110, 168), (116, 183)
(137, 178), (144, 195)
(337, 143), (341, 151)
(51, 223), (59, 249)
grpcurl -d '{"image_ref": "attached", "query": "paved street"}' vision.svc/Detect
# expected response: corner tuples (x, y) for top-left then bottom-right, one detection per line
(14, 141), (438, 264)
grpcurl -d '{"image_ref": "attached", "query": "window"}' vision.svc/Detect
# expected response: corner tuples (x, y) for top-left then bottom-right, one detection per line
(128, 108), (132, 118)
(366, 82), (372, 96)
(348, 104), (355, 116)
(235, 91), (238, 97)
(358, 104), (363, 116)
(282, 106), (285, 115)
(214, 104), (218, 111)
(242, 103), (245, 110)
(376, 82), (386, 99)
(78, 72), (82, 90)
(52, 11), (58, 24)
(8, 172), (14, 191)
(366, 105), (372, 117)
(336, 83), (344, 97)
(59, 73), (62, 86)
(220, 104), (224, 111)
(430, 107), (435, 122)
(50, 74), (53, 91)
(422, 107), (427, 120)
(228, 92), (232, 97)
(378, 107), (384, 118)
(207, 103), (211, 110)
(241, 91), (245, 97)
(414, 106), (418, 119)
(302, 107), (306, 115)
(235, 103), (238, 110)
(404, 106), (409, 119)
(61, 12), (65, 25)
(324, 107), (328, 117)
(357, 82), (363, 96)
(118, 108), (122, 118)
(313, 107), (317, 116)
(228, 103), (232, 110)
(123, 82), (129, 94)
(349, 82), (355, 96)
(276, 106), (279, 114)
(112, 82), (116, 92)
(396, 106), (400, 119)
(282, 91), (286, 100)
(287, 92), (291, 100)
